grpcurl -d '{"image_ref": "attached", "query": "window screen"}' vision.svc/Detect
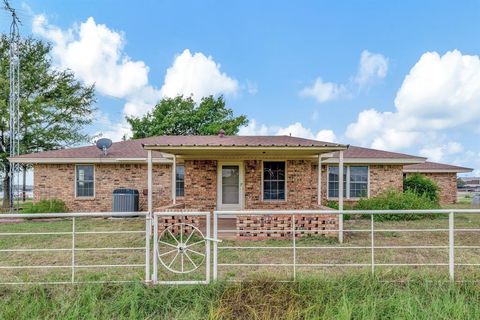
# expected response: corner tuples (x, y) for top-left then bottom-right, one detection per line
(76, 165), (94, 197)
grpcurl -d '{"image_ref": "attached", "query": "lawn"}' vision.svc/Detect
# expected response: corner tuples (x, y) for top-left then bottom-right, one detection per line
(1, 274), (480, 319)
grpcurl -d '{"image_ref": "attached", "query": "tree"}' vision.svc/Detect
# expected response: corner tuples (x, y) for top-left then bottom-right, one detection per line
(126, 95), (248, 138)
(0, 36), (96, 208)
(403, 173), (439, 203)
(457, 178), (465, 188)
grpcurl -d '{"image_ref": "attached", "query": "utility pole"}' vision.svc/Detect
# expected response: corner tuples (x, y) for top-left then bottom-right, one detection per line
(4, 0), (21, 210)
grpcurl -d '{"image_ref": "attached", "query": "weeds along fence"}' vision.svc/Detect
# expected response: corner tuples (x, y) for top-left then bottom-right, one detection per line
(1, 209), (480, 285)
(0, 212), (148, 285)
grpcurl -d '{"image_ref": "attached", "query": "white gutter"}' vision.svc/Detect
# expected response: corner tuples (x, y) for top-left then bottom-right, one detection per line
(9, 157), (174, 164)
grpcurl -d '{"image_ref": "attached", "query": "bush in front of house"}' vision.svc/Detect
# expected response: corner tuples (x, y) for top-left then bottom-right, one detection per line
(403, 174), (439, 202)
(355, 189), (441, 221)
(22, 199), (68, 213)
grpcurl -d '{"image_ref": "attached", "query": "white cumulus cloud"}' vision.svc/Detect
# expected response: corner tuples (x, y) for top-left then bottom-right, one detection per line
(160, 49), (239, 102)
(346, 50), (480, 156)
(239, 120), (336, 142)
(299, 78), (346, 103)
(354, 50), (389, 86)
(300, 50), (388, 103)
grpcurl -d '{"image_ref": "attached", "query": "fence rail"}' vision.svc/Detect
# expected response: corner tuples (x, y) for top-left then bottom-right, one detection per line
(1, 209), (480, 285)
(213, 209), (480, 282)
(0, 212), (148, 285)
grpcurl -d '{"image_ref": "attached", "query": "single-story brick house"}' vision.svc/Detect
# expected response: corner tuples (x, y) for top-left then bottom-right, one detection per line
(10, 135), (472, 214)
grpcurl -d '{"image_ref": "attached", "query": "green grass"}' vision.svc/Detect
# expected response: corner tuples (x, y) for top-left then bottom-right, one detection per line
(1, 274), (480, 319)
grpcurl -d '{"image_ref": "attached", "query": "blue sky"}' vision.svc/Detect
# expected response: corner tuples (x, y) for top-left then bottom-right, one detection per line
(2, 0), (480, 174)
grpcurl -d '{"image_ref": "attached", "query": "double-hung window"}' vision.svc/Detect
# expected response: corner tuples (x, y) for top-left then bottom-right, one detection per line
(263, 161), (286, 200)
(328, 166), (368, 199)
(176, 165), (185, 197)
(76, 165), (94, 197)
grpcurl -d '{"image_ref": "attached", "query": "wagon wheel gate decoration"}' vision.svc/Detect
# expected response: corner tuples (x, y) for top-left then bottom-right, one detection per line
(157, 223), (206, 274)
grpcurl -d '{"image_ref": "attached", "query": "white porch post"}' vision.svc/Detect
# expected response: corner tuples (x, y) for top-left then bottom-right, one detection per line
(172, 155), (176, 204)
(338, 151), (344, 243)
(146, 149), (153, 283)
(317, 154), (322, 206)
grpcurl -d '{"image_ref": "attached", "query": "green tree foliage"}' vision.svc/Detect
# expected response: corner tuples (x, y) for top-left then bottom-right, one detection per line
(0, 36), (96, 208)
(126, 95), (248, 138)
(457, 178), (465, 188)
(355, 189), (440, 221)
(403, 173), (439, 202)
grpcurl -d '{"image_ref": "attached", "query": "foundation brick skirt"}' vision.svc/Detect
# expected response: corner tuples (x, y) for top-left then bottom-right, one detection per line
(157, 215), (201, 235)
(236, 214), (338, 240)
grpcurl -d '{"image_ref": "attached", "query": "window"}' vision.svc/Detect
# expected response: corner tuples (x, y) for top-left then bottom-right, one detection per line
(328, 166), (368, 199)
(176, 165), (185, 197)
(76, 165), (94, 197)
(328, 166), (346, 198)
(349, 166), (368, 198)
(263, 161), (285, 200)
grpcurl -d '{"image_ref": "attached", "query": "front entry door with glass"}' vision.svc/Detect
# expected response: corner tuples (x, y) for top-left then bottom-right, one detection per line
(218, 163), (243, 210)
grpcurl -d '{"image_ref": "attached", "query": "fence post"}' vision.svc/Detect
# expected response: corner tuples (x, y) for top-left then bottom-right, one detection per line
(152, 214), (158, 284)
(449, 212), (455, 281)
(71, 217), (75, 284)
(371, 214), (374, 276)
(206, 212), (211, 284)
(213, 211), (218, 281)
(292, 214), (296, 281)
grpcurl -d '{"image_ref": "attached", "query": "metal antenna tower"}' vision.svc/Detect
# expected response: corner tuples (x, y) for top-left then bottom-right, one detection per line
(4, 0), (21, 210)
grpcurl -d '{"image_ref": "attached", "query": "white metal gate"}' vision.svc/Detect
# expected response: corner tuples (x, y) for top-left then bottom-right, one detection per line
(152, 212), (211, 284)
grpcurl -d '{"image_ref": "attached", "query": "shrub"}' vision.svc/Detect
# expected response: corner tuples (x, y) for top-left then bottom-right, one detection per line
(22, 199), (68, 214)
(354, 189), (441, 221)
(403, 174), (439, 202)
(325, 200), (353, 220)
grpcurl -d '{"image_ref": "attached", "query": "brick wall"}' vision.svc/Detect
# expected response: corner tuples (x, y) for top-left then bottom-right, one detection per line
(184, 160), (217, 211)
(406, 172), (457, 204)
(34, 163), (171, 212)
(236, 214), (338, 240)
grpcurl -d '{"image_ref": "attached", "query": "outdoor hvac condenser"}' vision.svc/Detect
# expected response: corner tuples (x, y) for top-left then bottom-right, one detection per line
(112, 188), (139, 212)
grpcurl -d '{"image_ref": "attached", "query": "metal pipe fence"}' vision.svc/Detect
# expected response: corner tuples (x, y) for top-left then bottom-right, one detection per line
(0, 212), (148, 285)
(213, 209), (480, 282)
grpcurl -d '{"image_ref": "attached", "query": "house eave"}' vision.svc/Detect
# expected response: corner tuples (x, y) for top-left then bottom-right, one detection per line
(403, 169), (473, 174)
(322, 157), (425, 165)
(8, 157), (174, 164)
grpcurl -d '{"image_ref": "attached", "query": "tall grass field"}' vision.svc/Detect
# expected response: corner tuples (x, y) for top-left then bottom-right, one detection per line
(1, 274), (479, 319)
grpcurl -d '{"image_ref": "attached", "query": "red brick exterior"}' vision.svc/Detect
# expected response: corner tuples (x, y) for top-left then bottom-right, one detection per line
(184, 160), (217, 211)
(33, 161), (420, 212)
(406, 172), (457, 204)
(236, 214), (338, 240)
(33, 163), (171, 212)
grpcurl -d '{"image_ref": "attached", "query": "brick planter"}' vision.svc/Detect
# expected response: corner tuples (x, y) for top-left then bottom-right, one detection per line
(236, 214), (338, 240)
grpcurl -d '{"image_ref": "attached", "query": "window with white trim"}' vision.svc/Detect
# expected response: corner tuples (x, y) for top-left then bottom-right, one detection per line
(76, 165), (94, 197)
(328, 165), (368, 199)
(176, 165), (185, 197)
(263, 161), (286, 200)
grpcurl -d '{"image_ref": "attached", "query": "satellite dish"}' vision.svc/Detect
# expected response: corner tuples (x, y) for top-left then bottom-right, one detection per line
(96, 138), (113, 155)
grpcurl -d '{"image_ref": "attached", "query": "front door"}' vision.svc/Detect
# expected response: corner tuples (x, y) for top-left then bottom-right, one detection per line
(217, 162), (243, 211)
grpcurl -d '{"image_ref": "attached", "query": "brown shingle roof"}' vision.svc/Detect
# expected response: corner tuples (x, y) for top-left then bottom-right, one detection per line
(404, 161), (473, 173)
(329, 146), (426, 160)
(11, 135), (346, 162)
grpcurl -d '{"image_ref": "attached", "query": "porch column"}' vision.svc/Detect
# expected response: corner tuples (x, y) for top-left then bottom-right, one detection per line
(147, 150), (153, 213)
(338, 151), (344, 243)
(317, 154), (322, 206)
(171, 155), (176, 204)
